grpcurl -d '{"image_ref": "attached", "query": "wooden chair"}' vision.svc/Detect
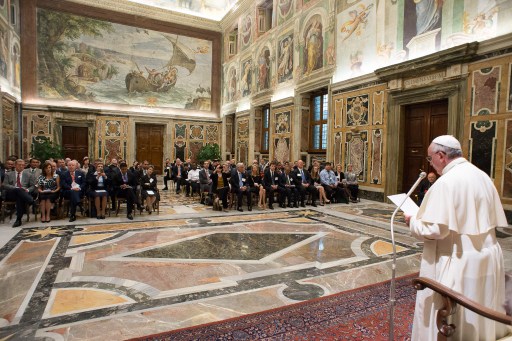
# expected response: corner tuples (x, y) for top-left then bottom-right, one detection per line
(413, 277), (512, 340)
(0, 201), (31, 223)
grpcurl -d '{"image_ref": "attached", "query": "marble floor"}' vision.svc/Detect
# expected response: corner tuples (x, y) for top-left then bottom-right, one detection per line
(1, 192), (512, 340)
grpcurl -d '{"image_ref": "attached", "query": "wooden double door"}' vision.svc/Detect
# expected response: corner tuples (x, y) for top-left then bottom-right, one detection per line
(402, 99), (448, 193)
(62, 126), (89, 161)
(136, 124), (164, 174)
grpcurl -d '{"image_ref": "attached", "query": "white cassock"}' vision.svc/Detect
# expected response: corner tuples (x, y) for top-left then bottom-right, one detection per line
(409, 158), (510, 341)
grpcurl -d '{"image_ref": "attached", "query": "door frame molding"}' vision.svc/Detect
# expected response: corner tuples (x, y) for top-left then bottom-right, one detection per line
(385, 78), (467, 199)
(54, 119), (95, 160)
(133, 121), (167, 173)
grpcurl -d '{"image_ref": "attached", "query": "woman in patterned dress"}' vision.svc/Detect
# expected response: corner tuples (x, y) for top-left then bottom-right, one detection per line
(38, 161), (60, 223)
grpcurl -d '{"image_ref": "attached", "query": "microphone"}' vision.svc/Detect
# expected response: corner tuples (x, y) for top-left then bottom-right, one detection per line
(388, 171), (426, 341)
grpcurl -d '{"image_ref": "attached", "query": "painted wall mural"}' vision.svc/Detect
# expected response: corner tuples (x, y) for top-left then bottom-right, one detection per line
(277, 0), (294, 25)
(336, 0), (376, 80)
(2, 99), (15, 160)
(277, 33), (294, 83)
(471, 66), (501, 116)
(240, 14), (253, 51)
(36, 8), (213, 111)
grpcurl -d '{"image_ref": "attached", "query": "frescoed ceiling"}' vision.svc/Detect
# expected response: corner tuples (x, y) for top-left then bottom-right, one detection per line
(127, 0), (240, 21)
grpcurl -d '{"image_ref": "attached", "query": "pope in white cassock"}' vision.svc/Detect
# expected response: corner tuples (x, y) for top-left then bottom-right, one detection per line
(405, 135), (510, 341)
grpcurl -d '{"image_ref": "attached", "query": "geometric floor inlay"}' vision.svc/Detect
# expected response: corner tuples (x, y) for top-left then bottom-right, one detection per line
(128, 233), (313, 260)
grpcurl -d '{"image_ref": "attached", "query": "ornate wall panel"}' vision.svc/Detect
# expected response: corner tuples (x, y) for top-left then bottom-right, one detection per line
(345, 131), (368, 182)
(225, 116), (234, 153)
(301, 108), (309, 152)
(471, 66), (501, 116)
(22, 110), (54, 159)
(372, 90), (384, 125)
(254, 109), (262, 153)
(2, 98), (15, 160)
(333, 132), (342, 167)
(270, 105), (293, 163)
(235, 116), (249, 165)
(346, 94), (369, 126)
(172, 121), (221, 162)
(503, 120), (512, 198)
(334, 98), (343, 128)
(370, 129), (383, 184)
(95, 117), (129, 162)
(331, 84), (386, 190)
(469, 120), (497, 178)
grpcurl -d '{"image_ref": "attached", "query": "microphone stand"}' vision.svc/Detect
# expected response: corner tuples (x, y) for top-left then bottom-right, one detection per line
(388, 172), (426, 340)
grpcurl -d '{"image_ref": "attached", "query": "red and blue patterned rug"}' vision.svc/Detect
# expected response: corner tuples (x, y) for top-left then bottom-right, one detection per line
(130, 273), (418, 340)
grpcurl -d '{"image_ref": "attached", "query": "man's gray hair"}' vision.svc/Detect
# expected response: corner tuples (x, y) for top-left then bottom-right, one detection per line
(236, 162), (244, 168)
(432, 143), (462, 159)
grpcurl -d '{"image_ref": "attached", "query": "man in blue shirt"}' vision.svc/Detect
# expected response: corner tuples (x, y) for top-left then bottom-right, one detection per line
(320, 162), (344, 203)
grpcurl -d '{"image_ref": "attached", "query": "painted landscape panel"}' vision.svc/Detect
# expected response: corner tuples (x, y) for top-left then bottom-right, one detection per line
(36, 8), (213, 111)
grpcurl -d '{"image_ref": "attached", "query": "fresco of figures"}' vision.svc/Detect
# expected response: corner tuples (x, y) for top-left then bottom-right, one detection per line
(303, 14), (323, 75)
(257, 48), (271, 91)
(277, 34), (293, 83)
(36, 8), (213, 111)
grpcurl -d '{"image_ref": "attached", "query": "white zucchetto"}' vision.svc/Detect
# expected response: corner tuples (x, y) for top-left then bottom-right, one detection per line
(432, 135), (461, 150)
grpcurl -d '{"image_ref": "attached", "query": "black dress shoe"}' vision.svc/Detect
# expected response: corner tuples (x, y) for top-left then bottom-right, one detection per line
(12, 219), (22, 228)
(248, 206), (252, 211)
(127, 214), (133, 220)
(237, 207), (243, 212)
(311, 202), (317, 207)
(287, 204), (292, 208)
(69, 215), (76, 222)
(162, 187), (168, 191)
(269, 205), (274, 210)
(294, 203), (299, 208)
(301, 202), (306, 207)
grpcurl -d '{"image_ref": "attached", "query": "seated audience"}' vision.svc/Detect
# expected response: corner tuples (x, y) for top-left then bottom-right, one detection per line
(61, 160), (86, 222)
(320, 162), (346, 203)
(113, 162), (140, 219)
(140, 165), (159, 214)
(230, 162), (253, 212)
(1, 159), (36, 227)
(293, 160), (318, 207)
(162, 158), (172, 191)
(199, 160), (213, 203)
(311, 165), (329, 206)
(81, 156), (91, 174)
(172, 158), (185, 194)
(279, 162), (299, 208)
(211, 163), (230, 211)
(186, 163), (200, 197)
(250, 164), (266, 209)
(38, 161), (60, 223)
(87, 161), (110, 219)
(334, 164), (352, 203)
(263, 162), (285, 209)
(345, 164), (359, 203)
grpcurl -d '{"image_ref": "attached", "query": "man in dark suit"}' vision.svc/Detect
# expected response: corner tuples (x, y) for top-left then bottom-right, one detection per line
(229, 162), (254, 211)
(172, 158), (185, 194)
(61, 160), (86, 222)
(106, 158), (121, 211)
(199, 160), (213, 204)
(293, 160), (318, 207)
(280, 161), (299, 208)
(263, 162), (285, 210)
(113, 162), (140, 220)
(1, 159), (36, 227)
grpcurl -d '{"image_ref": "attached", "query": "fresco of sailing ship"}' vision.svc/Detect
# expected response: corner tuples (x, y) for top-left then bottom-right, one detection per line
(125, 35), (196, 93)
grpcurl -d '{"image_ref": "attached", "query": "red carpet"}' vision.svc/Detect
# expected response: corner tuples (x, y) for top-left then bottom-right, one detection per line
(129, 273), (418, 340)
